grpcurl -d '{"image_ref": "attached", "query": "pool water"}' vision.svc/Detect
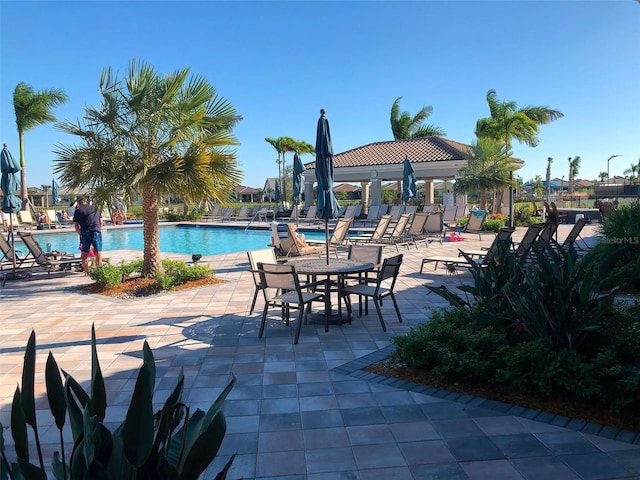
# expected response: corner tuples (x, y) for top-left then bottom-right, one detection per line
(27, 225), (327, 256)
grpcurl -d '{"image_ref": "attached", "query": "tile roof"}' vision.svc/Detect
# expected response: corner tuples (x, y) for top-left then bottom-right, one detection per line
(304, 136), (471, 169)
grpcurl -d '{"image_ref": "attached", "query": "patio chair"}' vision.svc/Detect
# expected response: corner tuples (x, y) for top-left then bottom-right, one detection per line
(342, 254), (404, 332)
(16, 232), (83, 273)
(342, 244), (383, 315)
(256, 262), (324, 344)
(420, 227), (516, 273)
(351, 215), (392, 244)
(231, 205), (250, 221)
(403, 205), (417, 216)
(247, 247), (278, 315)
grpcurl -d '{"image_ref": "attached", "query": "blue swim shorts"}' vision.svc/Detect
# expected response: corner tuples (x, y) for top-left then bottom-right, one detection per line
(80, 231), (102, 253)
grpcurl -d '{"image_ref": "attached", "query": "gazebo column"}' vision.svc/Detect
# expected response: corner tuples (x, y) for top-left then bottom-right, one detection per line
(456, 193), (467, 215)
(370, 178), (382, 206)
(423, 179), (435, 206)
(361, 180), (370, 214)
(304, 180), (314, 208)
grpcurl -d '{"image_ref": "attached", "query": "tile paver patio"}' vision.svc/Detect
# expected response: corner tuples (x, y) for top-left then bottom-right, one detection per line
(1, 223), (638, 479)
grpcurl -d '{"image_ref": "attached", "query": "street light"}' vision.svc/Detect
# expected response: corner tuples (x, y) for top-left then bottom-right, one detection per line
(607, 155), (623, 184)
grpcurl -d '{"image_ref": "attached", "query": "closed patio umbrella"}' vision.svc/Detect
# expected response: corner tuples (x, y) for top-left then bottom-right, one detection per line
(401, 155), (416, 203)
(274, 179), (281, 203)
(292, 153), (304, 225)
(51, 178), (59, 206)
(1, 144), (22, 272)
(315, 109), (339, 264)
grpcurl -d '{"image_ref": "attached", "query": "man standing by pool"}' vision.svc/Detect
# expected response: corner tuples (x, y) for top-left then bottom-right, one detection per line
(73, 196), (103, 274)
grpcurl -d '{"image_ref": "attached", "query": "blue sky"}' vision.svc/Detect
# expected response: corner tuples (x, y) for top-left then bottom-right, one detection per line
(1, 1), (639, 193)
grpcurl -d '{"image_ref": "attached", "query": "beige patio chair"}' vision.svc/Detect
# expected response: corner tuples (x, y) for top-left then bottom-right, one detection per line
(247, 247), (278, 314)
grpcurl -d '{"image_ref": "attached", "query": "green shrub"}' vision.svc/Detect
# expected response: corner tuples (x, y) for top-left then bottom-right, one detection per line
(513, 205), (535, 226)
(89, 264), (125, 287)
(0, 326), (235, 479)
(153, 259), (213, 291)
(589, 200), (640, 293)
(484, 218), (507, 232)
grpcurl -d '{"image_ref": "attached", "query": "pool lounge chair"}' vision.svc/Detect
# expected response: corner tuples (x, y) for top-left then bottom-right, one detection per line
(18, 210), (37, 229)
(0, 234), (35, 270)
(17, 232), (83, 273)
(306, 218), (353, 257)
(351, 215), (393, 245)
(362, 205), (381, 226)
(397, 212), (429, 249)
(273, 223), (325, 258)
(420, 227), (515, 273)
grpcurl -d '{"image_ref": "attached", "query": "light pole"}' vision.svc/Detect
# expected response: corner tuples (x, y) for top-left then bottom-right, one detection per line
(561, 175), (565, 194)
(607, 155), (622, 184)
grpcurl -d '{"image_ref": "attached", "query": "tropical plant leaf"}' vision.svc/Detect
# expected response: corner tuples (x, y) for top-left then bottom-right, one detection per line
(45, 353), (67, 431)
(10, 388), (28, 461)
(122, 362), (154, 468)
(178, 376), (236, 479)
(19, 331), (37, 430)
(90, 325), (107, 421)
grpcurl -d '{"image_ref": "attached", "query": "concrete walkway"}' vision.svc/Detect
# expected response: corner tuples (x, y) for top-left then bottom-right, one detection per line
(1, 224), (639, 479)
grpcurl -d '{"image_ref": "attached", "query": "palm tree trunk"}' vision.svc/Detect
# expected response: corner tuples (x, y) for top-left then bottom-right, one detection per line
(141, 187), (162, 276)
(18, 130), (28, 210)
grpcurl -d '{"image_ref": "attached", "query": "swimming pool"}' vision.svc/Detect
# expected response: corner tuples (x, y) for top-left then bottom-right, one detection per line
(26, 224), (327, 256)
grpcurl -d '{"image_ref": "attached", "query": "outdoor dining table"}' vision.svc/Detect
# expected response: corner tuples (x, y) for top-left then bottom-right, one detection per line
(287, 258), (374, 331)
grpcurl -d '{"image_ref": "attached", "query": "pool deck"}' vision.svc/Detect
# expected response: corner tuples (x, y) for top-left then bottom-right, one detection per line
(1, 223), (639, 479)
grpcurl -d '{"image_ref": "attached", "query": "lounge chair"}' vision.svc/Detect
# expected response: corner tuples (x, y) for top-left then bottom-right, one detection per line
(306, 218), (353, 257)
(442, 205), (458, 228)
(387, 205), (404, 221)
(404, 205), (417, 216)
(556, 218), (590, 252)
(18, 210), (37, 229)
(375, 213), (412, 251)
(397, 212), (429, 249)
(300, 205), (317, 224)
(458, 210), (489, 240)
(422, 213), (445, 244)
(17, 232), (83, 273)
(231, 205), (250, 221)
(273, 223), (325, 258)
(420, 227), (515, 273)
(0, 234), (35, 270)
(351, 215), (393, 244)
(362, 205), (381, 226)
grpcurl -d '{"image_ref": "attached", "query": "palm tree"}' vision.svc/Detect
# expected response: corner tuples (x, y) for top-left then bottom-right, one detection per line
(599, 171), (608, 184)
(54, 60), (242, 275)
(475, 89), (564, 150)
(265, 137), (313, 205)
(568, 156), (581, 194)
(454, 137), (514, 212)
(545, 157), (553, 200)
(390, 97), (445, 140)
(41, 184), (50, 208)
(623, 163), (639, 184)
(13, 82), (68, 209)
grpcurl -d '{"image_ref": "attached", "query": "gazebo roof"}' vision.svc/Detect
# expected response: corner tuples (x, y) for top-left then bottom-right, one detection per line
(304, 136), (471, 169)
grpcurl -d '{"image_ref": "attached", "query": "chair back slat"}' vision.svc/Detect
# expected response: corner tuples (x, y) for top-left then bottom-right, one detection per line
(371, 215), (392, 241)
(378, 254), (403, 285)
(348, 245), (383, 267)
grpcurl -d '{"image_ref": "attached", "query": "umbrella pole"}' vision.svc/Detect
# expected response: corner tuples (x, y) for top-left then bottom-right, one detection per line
(325, 219), (330, 265)
(10, 216), (16, 272)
